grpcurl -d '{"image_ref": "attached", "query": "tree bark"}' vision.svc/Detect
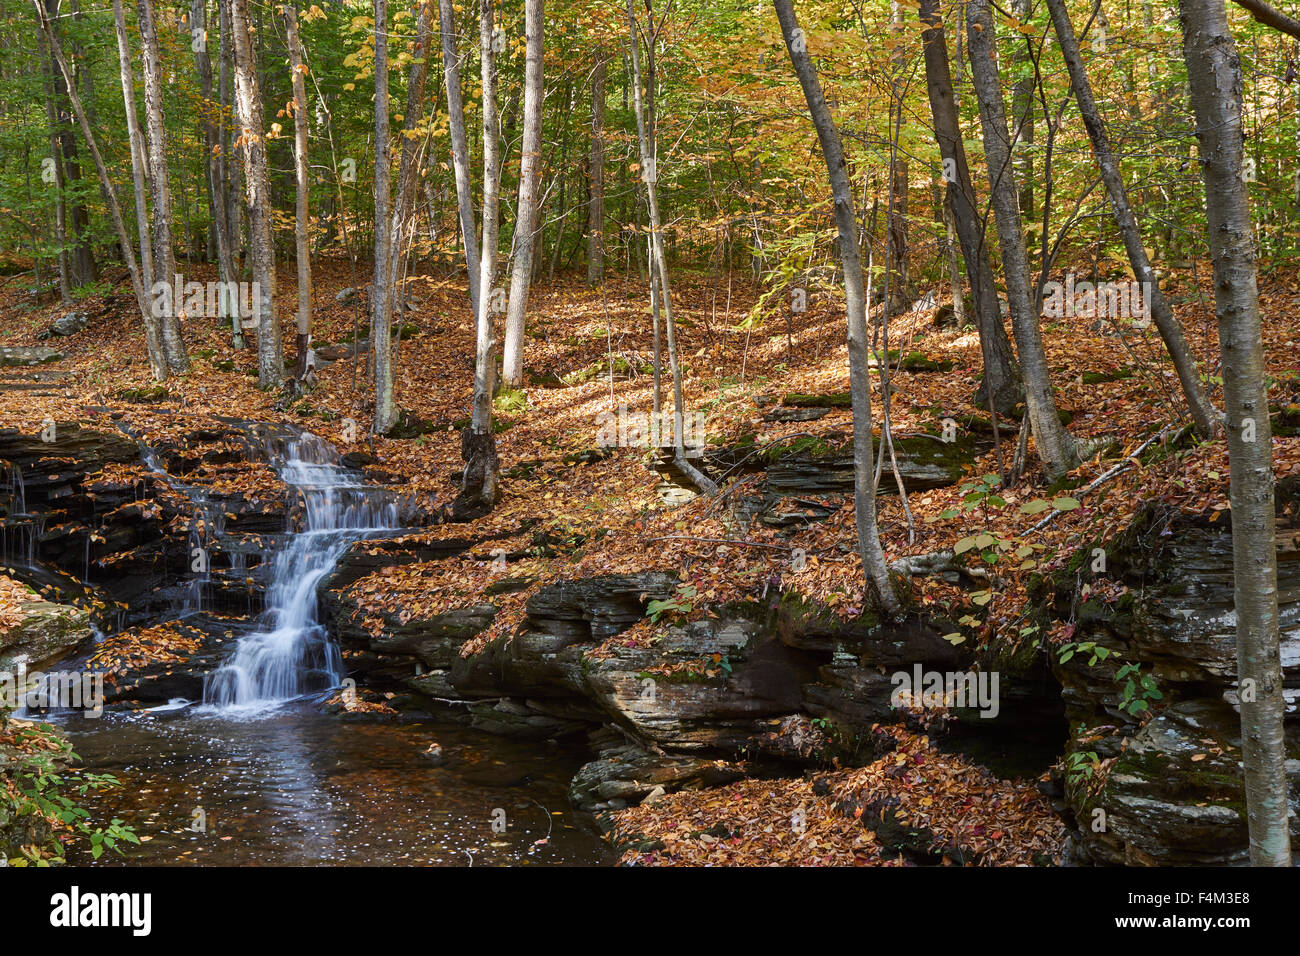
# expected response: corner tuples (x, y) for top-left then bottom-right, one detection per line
(1045, 0), (1219, 438)
(586, 47), (606, 287)
(500, 0), (544, 389)
(886, 1), (911, 310)
(137, 0), (188, 373)
(941, 189), (966, 326)
(438, 0), (481, 321)
(966, 0), (1078, 478)
(1180, 0), (1292, 866)
(371, 0), (396, 432)
(230, 0), (279, 386)
(35, 0), (167, 379)
(36, 20), (73, 305)
(284, 3), (313, 380)
(918, 0), (1021, 414)
(1010, 0), (1034, 225)
(195, 0), (239, 346)
(629, 0), (717, 496)
(456, 0), (501, 518)
(773, 0), (899, 616)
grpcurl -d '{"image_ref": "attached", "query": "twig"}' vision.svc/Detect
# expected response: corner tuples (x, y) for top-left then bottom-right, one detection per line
(645, 534), (794, 552)
(1029, 426), (1173, 532)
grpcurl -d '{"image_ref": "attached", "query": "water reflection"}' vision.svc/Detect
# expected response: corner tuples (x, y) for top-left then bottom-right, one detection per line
(61, 706), (613, 866)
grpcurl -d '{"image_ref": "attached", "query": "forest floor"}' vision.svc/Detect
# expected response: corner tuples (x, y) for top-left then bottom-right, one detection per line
(3, 255), (1299, 865)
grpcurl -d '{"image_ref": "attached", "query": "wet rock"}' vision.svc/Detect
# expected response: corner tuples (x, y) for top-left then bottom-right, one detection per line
(1041, 479), (1300, 865)
(450, 573), (678, 699)
(581, 606), (818, 752)
(0, 595), (92, 670)
(0, 346), (63, 367)
(569, 743), (746, 812)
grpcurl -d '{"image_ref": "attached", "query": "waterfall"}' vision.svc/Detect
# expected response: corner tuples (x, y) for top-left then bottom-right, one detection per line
(202, 433), (399, 711)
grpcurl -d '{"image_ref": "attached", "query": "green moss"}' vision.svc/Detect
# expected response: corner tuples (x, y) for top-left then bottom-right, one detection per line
(1080, 367), (1135, 386)
(116, 385), (169, 403)
(900, 351), (955, 373)
(782, 392), (852, 409)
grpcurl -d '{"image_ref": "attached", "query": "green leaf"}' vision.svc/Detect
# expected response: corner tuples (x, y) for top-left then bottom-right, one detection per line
(1019, 499), (1052, 514)
(1052, 496), (1081, 511)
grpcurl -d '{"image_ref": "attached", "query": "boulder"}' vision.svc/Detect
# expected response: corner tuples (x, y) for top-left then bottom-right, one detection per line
(0, 596), (92, 671)
(569, 743), (746, 812)
(0, 347), (63, 367)
(45, 312), (89, 337)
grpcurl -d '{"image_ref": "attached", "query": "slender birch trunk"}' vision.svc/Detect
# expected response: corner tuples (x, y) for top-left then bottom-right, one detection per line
(34, 0), (167, 379)
(36, 21), (73, 305)
(230, 0), (278, 386)
(455, 0), (501, 517)
(500, 0), (544, 389)
(966, 0), (1078, 478)
(1180, 0), (1292, 866)
(629, 0), (717, 494)
(438, 0), (480, 320)
(918, 0), (1021, 414)
(1045, 0), (1219, 438)
(371, 0), (396, 432)
(773, 0), (899, 617)
(138, 0), (188, 372)
(284, 3), (313, 380)
(586, 47), (606, 287)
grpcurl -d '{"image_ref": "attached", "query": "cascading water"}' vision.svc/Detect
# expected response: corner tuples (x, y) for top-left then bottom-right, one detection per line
(201, 433), (399, 711)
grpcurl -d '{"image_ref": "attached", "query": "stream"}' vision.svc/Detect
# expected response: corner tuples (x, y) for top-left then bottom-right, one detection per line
(44, 426), (613, 866)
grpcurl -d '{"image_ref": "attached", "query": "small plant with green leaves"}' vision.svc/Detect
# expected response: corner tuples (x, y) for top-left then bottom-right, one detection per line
(1116, 662), (1163, 716)
(940, 473), (1007, 518)
(646, 582), (697, 624)
(1063, 749), (1101, 787)
(2, 721), (139, 865)
(1057, 640), (1112, 666)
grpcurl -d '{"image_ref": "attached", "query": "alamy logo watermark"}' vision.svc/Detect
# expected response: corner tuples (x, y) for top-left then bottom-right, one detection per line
(0, 663), (104, 717)
(1041, 275), (1151, 324)
(596, 403), (708, 457)
(151, 275), (261, 327)
(890, 665), (1000, 719)
(49, 887), (151, 936)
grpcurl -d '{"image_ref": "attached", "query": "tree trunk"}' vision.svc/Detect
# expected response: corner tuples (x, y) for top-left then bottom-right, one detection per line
(886, 1), (911, 310)
(52, 0), (95, 289)
(137, 0), (188, 373)
(456, 0), (501, 518)
(35, 0), (167, 379)
(371, 0), (396, 433)
(629, 0), (717, 496)
(1010, 0), (1034, 225)
(941, 189), (966, 325)
(1180, 0), (1292, 866)
(1045, 0), (1219, 438)
(230, 0), (279, 386)
(194, 0), (239, 347)
(36, 20), (72, 305)
(966, 0), (1078, 478)
(500, 0), (544, 389)
(284, 3), (313, 380)
(219, 0), (246, 322)
(387, 0), (435, 299)
(773, 0), (899, 617)
(586, 47), (606, 286)
(438, 0), (481, 321)
(918, 0), (1021, 414)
